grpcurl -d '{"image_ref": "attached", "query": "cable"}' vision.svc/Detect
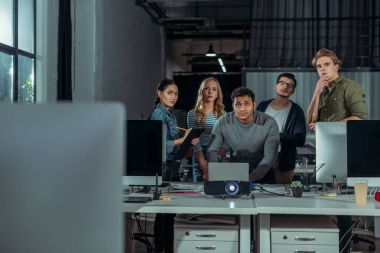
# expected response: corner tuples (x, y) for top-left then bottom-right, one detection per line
(132, 213), (155, 252)
(253, 184), (290, 196)
(338, 219), (360, 253)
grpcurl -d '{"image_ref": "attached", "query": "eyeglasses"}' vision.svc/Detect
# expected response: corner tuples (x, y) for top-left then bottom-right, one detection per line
(277, 80), (295, 89)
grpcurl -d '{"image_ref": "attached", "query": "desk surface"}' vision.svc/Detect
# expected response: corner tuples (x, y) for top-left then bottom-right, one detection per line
(123, 184), (380, 216)
(124, 194), (257, 215)
(254, 192), (380, 216)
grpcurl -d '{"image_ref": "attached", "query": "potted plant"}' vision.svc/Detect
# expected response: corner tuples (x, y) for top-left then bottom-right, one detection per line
(290, 180), (304, 198)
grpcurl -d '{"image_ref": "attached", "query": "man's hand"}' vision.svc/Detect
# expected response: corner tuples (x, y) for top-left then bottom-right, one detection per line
(309, 122), (316, 132)
(217, 147), (227, 159)
(315, 78), (329, 95)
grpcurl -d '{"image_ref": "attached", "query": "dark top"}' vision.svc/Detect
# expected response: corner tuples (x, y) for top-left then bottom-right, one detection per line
(257, 99), (306, 171)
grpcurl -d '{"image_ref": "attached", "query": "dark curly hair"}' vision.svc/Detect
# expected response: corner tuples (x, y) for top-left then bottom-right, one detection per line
(231, 87), (255, 102)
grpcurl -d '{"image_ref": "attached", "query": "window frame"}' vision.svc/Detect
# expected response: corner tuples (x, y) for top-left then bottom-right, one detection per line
(0, 0), (36, 103)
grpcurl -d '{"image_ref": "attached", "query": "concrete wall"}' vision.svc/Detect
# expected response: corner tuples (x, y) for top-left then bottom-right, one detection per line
(36, 0), (59, 102)
(71, 0), (162, 119)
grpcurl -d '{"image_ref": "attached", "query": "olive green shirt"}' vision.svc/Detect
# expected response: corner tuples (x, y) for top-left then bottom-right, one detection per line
(318, 76), (367, 122)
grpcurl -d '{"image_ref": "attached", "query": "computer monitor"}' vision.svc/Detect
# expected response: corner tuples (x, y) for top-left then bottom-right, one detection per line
(347, 120), (380, 187)
(0, 103), (125, 253)
(316, 122), (347, 183)
(123, 120), (165, 186)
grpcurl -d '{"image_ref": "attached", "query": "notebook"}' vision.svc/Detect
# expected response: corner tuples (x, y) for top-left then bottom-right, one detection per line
(207, 162), (249, 182)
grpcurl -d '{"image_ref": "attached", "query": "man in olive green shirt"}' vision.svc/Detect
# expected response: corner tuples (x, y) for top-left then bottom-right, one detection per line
(307, 48), (368, 253)
(307, 48), (367, 131)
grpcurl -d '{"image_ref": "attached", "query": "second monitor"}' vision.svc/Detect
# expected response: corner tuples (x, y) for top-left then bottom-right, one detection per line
(123, 120), (166, 186)
(316, 122), (347, 183)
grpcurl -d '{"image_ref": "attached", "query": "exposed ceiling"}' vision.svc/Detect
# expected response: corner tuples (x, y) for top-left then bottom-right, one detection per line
(136, 0), (252, 40)
(136, 0), (252, 72)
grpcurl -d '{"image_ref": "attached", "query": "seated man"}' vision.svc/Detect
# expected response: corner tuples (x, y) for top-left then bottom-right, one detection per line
(207, 87), (280, 183)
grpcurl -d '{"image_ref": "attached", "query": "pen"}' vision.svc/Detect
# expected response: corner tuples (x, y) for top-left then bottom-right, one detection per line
(177, 127), (187, 131)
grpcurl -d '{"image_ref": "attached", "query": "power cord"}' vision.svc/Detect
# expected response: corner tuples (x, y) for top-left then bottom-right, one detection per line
(252, 184), (291, 196)
(339, 219), (360, 253)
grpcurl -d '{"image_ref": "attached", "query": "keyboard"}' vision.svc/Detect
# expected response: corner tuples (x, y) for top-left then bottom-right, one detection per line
(124, 196), (152, 203)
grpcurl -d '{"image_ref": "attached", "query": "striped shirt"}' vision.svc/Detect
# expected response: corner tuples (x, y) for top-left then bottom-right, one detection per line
(187, 109), (223, 153)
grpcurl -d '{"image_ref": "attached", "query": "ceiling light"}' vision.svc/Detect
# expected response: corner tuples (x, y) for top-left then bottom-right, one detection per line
(218, 58), (224, 66)
(205, 44), (216, 57)
(221, 65), (227, 73)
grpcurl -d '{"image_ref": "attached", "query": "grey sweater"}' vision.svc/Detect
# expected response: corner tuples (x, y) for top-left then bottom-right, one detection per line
(207, 111), (280, 182)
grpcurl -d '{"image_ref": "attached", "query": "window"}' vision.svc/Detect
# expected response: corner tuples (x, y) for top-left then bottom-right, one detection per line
(0, 0), (35, 103)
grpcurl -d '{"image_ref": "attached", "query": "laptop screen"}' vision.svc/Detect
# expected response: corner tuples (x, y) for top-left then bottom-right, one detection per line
(208, 163), (249, 181)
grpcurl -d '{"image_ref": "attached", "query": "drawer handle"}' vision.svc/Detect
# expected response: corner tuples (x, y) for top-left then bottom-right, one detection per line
(196, 246), (216, 250)
(294, 236), (316, 241)
(294, 250), (316, 253)
(196, 233), (216, 237)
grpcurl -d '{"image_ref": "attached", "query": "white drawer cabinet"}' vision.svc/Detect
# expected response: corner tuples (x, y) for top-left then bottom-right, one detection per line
(271, 216), (339, 253)
(272, 244), (338, 253)
(175, 241), (238, 253)
(174, 223), (239, 253)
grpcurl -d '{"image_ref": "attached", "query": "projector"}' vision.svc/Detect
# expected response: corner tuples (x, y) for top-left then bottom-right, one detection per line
(204, 180), (250, 196)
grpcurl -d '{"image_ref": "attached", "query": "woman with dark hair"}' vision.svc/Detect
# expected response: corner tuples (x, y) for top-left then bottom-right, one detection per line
(150, 79), (194, 181)
(150, 79), (198, 253)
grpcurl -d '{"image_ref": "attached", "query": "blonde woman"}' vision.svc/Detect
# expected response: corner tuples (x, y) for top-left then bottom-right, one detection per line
(187, 77), (226, 182)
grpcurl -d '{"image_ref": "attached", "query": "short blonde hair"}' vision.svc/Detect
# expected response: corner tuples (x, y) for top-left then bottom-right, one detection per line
(311, 48), (342, 68)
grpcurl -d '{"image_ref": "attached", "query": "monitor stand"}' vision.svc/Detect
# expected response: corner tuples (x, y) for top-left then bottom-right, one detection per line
(153, 173), (160, 200)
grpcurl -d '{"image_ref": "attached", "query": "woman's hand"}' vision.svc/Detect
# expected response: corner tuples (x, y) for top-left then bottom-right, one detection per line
(183, 128), (192, 139)
(174, 128), (192, 146)
(203, 165), (209, 181)
(191, 138), (199, 146)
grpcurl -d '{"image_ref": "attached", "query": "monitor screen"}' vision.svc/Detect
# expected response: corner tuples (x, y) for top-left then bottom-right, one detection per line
(347, 120), (380, 187)
(0, 103), (124, 253)
(316, 122), (347, 183)
(123, 120), (165, 186)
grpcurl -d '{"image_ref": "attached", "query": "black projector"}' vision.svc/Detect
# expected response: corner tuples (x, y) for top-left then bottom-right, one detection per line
(204, 180), (251, 196)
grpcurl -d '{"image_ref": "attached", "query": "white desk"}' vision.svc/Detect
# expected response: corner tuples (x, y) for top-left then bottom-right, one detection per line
(254, 190), (380, 253)
(124, 193), (255, 253)
(124, 187), (380, 253)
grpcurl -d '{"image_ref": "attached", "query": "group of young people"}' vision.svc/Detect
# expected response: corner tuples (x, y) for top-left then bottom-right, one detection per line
(149, 48), (368, 253)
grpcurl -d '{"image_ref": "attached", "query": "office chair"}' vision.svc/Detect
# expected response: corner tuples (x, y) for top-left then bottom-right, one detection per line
(352, 233), (376, 251)
(349, 217), (376, 252)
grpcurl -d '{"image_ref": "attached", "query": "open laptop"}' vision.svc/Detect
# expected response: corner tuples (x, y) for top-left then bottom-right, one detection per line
(208, 162), (250, 182)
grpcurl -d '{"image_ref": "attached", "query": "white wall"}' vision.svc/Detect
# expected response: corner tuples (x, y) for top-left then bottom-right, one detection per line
(71, 0), (163, 119)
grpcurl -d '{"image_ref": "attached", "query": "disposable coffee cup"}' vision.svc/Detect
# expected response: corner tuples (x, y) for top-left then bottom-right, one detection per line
(354, 181), (368, 205)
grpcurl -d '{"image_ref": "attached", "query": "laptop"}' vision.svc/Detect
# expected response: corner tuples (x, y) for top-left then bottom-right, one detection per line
(208, 162), (250, 182)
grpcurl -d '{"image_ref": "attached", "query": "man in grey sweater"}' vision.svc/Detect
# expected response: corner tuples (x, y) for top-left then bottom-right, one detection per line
(207, 87), (280, 183)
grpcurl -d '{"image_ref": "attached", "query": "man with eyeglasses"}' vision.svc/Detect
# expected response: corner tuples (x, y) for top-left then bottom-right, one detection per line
(257, 73), (306, 183)
(207, 87), (280, 183)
